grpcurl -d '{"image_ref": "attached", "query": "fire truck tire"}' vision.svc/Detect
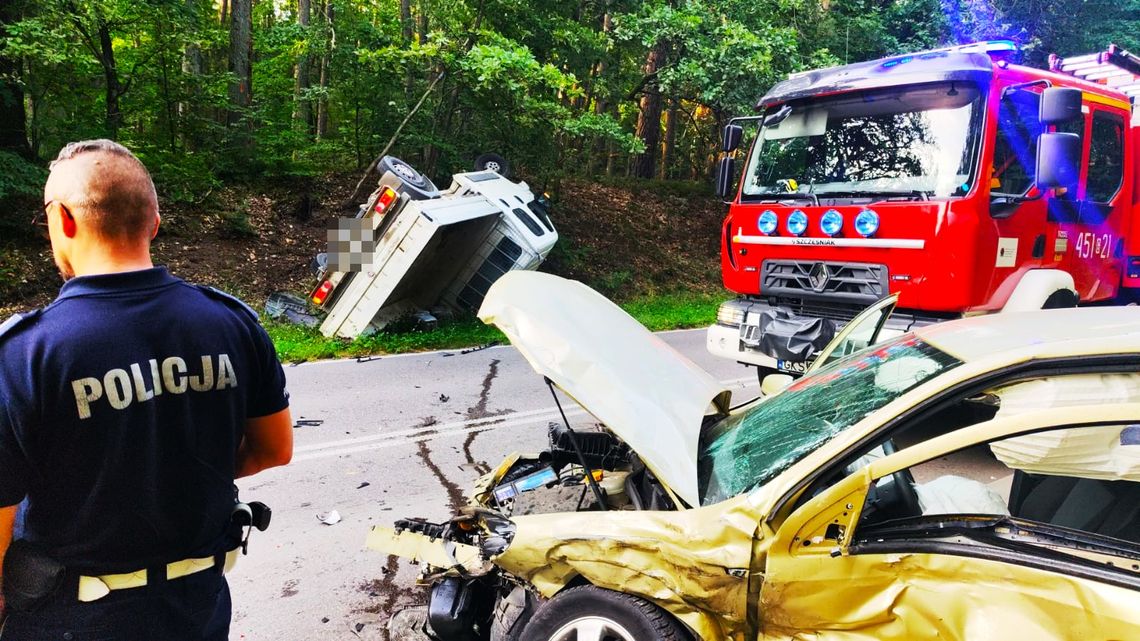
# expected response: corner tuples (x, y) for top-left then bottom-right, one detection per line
(1041, 289), (1079, 309)
(475, 153), (511, 178)
(378, 155), (439, 200)
(1001, 270), (1077, 313)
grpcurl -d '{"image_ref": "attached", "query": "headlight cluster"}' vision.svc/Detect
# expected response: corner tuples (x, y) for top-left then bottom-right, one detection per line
(716, 300), (750, 327)
(754, 208), (880, 238)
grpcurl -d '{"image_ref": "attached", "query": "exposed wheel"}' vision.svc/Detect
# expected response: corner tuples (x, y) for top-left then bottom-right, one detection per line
(474, 152), (511, 178)
(520, 586), (690, 641)
(378, 155), (439, 200)
(1041, 289), (1078, 309)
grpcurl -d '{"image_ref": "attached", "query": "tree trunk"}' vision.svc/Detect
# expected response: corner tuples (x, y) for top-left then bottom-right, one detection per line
(227, 0), (253, 129)
(632, 43), (665, 179)
(220, 0), (229, 25)
(587, 7), (611, 176)
(660, 98), (677, 180)
(293, 0), (312, 131)
(179, 0), (204, 142)
(97, 21), (123, 139)
(0, 2), (29, 158)
(401, 0), (414, 100)
(416, 0), (428, 45)
(316, 1), (333, 138)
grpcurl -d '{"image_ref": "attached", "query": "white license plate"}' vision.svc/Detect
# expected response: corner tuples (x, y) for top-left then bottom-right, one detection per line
(776, 359), (807, 374)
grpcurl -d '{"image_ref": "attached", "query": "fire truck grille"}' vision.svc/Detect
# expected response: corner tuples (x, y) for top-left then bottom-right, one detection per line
(456, 237), (524, 312)
(762, 260), (887, 305)
(770, 297), (869, 323)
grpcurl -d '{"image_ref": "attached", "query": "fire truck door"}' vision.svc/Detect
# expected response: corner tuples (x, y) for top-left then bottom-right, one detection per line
(1049, 104), (1128, 302)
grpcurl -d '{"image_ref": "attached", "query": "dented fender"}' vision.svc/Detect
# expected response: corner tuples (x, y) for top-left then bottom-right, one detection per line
(365, 526), (489, 578)
(492, 493), (767, 641)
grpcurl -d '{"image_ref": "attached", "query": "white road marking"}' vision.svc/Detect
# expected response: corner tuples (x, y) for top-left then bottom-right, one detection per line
(290, 375), (758, 463)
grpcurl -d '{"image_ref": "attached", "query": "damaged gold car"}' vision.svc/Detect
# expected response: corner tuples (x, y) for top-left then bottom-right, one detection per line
(370, 271), (1140, 641)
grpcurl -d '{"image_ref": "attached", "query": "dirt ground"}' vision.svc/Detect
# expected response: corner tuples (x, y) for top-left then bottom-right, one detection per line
(0, 173), (727, 317)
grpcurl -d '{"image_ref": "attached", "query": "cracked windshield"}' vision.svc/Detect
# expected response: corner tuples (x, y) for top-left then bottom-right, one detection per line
(743, 82), (984, 199)
(698, 335), (962, 505)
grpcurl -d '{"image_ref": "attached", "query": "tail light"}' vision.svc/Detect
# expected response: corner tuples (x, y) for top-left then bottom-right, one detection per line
(373, 186), (399, 215)
(1129, 257), (1140, 280)
(311, 280), (334, 305)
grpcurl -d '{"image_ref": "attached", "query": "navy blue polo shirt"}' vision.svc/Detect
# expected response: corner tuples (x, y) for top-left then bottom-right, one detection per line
(0, 267), (288, 574)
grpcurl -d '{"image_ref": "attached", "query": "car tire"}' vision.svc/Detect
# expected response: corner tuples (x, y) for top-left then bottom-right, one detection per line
(474, 152), (511, 178)
(378, 155), (439, 200)
(519, 586), (691, 641)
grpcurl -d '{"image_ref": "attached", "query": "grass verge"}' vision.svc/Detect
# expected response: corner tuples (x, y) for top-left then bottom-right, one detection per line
(266, 290), (726, 363)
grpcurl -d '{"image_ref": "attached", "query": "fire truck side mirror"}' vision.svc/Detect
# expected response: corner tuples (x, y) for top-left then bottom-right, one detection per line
(722, 125), (743, 153)
(716, 156), (736, 199)
(1036, 132), (1082, 191)
(1039, 87), (1083, 125)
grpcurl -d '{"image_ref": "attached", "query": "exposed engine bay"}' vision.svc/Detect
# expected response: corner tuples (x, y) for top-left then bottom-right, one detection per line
(373, 422), (678, 640)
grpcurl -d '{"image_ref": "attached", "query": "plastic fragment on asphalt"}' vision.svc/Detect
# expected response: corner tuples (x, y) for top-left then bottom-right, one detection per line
(318, 510), (342, 525)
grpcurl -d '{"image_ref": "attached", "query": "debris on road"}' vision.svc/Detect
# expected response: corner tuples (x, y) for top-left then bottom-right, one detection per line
(356, 482), (371, 490)
(459, 341), (501, 355)
(317, 510), (342, 526)
(293, 418), (324, 429)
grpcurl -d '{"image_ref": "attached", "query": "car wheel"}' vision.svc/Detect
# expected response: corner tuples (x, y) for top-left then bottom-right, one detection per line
(520, 586), (691, 641)
(474, 152), (511, 178)
(378, 155), (439, 200)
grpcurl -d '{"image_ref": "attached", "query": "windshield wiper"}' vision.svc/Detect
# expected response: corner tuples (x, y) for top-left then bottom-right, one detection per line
(813, 189), (931, 202)
(750, 192), (820, 205)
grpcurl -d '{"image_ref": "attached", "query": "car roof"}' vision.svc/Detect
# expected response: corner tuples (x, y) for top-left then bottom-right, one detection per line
(914, 307), (1140, 362)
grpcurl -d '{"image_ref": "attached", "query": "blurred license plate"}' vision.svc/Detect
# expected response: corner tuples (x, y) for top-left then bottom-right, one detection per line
(776, 359), (807, 374)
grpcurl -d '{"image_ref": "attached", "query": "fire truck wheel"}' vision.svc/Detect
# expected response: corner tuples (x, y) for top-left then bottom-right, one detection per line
(379, 155), (439, 200)
(475, 152), (511, 178)
(1041, 289), (1078, 309)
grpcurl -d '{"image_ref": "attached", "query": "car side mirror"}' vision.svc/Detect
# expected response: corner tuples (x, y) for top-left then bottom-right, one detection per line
(715, 156), (736, 199)
(722, 124), (743, 153)
(1036, 132), (1082, 191)
(1039, 87), (1082, 126)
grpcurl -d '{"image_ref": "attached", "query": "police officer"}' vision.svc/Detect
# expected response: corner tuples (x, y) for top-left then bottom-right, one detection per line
(0, 140), (294, 639)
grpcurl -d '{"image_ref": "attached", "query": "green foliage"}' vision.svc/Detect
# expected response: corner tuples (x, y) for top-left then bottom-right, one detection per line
(0, 151), (45, 202)
(1, 0), (1131, 210)
(265, 290), (723, 362)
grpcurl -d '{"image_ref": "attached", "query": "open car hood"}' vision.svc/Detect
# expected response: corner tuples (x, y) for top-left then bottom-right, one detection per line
(477, 272), (732, 507)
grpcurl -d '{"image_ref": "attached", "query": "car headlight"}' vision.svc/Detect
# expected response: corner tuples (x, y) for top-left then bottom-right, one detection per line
(757, 210), (778, 235)
(786, 210), (808, 236)
(820, 209), (843, 237)
(855, 209), (880, 237)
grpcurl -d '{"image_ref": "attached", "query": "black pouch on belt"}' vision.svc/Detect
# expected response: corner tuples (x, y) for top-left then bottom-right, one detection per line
(2, 539), (66, 612)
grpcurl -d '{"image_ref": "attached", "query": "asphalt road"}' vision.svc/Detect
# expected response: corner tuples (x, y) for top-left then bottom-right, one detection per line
(228, 328), (759, 641)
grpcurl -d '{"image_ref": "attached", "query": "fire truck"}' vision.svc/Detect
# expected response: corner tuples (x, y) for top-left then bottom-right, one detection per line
(708, 41), (1140, 376)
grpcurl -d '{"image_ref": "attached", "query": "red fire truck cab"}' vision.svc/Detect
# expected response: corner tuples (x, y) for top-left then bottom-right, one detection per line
(709, 41), (1140, 375)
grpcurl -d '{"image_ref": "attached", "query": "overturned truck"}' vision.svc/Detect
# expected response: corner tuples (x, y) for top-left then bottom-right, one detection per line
(310, 156), (558, 339)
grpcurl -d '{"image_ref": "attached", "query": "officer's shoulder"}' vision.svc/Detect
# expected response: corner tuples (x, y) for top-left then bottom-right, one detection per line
(0, 310), (42, 347)
(190, 284), (260, 322)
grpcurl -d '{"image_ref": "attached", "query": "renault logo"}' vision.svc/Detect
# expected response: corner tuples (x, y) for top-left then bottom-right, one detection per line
(808, 262), (830, 292)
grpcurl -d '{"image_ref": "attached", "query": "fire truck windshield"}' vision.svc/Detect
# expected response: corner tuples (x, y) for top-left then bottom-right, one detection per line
(742, 82), (985, 201)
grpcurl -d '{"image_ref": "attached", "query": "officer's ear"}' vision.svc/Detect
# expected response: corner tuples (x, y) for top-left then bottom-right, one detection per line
(60, 203), (77, 239)
(151, 211), (161, 240)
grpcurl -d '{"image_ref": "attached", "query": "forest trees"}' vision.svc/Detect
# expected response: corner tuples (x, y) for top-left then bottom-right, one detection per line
(0, 0), (1137, 219)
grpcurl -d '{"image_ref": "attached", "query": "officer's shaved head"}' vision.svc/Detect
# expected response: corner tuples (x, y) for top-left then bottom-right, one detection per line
(45, 139), (159, 243)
